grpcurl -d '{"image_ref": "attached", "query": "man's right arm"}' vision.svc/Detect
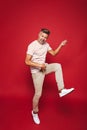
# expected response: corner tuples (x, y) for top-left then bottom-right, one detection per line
(25, 54), (46, 71)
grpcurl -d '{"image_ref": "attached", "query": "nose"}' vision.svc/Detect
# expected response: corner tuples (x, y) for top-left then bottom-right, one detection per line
(43, 37), (46, 41)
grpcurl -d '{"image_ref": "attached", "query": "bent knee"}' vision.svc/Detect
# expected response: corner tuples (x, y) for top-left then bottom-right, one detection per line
(55, 63), (62, 70)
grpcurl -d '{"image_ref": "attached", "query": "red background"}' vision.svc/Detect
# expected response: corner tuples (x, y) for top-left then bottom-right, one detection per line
(0, 0), (87, 130)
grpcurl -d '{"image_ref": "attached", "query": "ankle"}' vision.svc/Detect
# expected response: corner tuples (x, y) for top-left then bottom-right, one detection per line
(59, 88), (64, 92)
(33, 111), (38, 114)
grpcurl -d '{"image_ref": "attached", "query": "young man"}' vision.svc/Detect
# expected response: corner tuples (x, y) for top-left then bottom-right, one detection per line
(25, 28), (74, 125)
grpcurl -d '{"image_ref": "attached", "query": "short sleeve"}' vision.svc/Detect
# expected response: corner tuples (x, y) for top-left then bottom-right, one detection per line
(26, 43), (35, 55)
(47, 44), (52, 51)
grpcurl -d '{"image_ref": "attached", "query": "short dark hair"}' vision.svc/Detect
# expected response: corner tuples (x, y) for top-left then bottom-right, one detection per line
(40, 28), (50, 35)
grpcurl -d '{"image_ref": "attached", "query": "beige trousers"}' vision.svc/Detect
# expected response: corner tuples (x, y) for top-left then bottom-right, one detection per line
(32, 63), (64, 112)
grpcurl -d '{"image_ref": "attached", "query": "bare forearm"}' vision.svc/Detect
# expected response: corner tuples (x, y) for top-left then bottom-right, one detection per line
(49, 44), (63, 56)
(25, 60), (46, 71)
(25, 60), (41, 68)
(54, 44), (63, 55)
(49, 40), (67, 56)
(25, 54), (46, 71)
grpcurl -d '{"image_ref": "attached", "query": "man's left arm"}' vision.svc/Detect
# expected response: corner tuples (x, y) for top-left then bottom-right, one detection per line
(48, 40), (68, 56)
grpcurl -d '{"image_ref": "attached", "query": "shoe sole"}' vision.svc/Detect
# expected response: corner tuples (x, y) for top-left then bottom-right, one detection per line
(59, 88), (74, 97)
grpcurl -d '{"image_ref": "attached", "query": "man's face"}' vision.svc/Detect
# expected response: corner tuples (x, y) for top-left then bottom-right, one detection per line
(38, 31), (49, 44)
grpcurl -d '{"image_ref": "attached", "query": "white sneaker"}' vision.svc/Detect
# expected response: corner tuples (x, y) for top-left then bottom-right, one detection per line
(31, 111), (40, 125)
(59, 88), (74, 97)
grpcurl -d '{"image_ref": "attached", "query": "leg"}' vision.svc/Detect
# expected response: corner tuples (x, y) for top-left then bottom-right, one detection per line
(32, 72), (45, 113)
(45, 63), (64, 91)
(45, 63), (74, 97)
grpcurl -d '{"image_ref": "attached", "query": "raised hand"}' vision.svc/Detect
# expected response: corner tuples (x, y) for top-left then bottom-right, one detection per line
(61, 40), (68, 46)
